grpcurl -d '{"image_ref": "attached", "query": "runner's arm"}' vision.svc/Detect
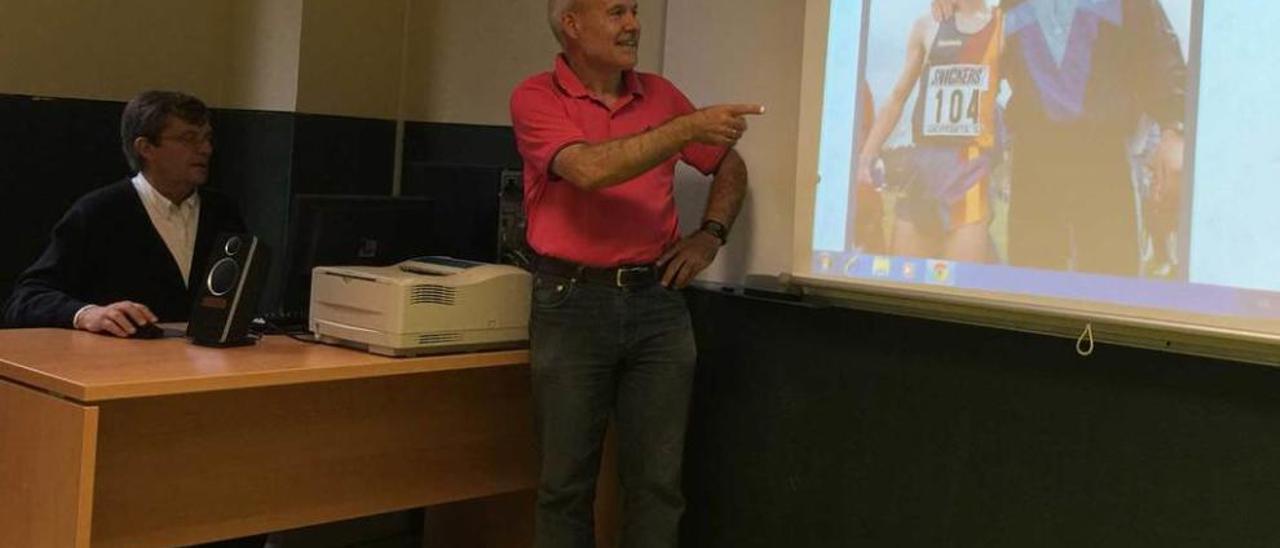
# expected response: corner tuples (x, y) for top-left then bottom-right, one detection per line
(857, 17), (930, 181)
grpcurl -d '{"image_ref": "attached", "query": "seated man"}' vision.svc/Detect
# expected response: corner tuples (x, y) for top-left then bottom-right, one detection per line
(3, 90), (246, 337)
(5, 92), (267, 546)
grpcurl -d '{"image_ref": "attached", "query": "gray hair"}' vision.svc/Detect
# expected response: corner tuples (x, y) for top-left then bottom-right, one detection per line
(548, 0), (578, 46)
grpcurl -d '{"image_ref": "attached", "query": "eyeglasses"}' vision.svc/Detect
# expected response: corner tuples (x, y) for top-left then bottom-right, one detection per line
(159, 131), (214, 148)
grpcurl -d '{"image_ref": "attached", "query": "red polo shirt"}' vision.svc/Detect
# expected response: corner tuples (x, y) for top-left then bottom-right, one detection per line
(510, 55), (728, 267)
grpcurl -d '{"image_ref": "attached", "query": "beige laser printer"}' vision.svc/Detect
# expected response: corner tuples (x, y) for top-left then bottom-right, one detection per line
(309, 256), (530, 356)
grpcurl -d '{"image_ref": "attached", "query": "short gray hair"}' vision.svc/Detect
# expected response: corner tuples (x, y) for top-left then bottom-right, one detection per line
(548, 0), (577, 46)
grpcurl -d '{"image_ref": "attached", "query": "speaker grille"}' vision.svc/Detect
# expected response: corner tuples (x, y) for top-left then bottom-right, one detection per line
(409, 284), (457, 306)
(418, 332), (462, 345)
(207, 257), (241, 297)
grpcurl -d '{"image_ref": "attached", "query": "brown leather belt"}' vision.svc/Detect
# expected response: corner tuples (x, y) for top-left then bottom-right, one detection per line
(534, 256), (660, 288)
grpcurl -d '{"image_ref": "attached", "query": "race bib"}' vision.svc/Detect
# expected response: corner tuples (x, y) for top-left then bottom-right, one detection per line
(922, 64), (989, 137)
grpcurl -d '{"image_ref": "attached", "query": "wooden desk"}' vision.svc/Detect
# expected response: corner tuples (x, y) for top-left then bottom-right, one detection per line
(0, 329), (537, 547)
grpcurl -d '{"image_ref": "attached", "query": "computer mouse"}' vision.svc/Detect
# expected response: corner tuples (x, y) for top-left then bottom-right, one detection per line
(129, 322), (166, 339)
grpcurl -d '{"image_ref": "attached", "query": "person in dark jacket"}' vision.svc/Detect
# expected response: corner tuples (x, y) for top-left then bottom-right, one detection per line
(933, 0), (1188, 275)
(3, 90), (245, 337)
(4, 92), (266, 547)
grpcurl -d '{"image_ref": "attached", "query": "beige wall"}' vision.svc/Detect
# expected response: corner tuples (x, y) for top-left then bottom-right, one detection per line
(401, 0), (668, 125)
(0, 0), (668, 124)
(223, 0), (304, 112)
(0, 0), (407, 118)
(664, 0), (807, 284)
(295, 0), (407, 119)
(0, 0), (231, 103)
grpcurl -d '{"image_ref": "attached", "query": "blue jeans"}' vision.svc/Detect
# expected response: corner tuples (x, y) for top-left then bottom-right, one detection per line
(530, 272), (697, 548)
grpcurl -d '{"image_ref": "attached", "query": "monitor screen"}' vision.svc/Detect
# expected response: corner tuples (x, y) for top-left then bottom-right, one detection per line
(277, 194), (435, 320)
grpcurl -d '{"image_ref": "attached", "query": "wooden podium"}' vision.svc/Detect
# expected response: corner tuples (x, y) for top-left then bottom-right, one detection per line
(0, 329), (540, 547)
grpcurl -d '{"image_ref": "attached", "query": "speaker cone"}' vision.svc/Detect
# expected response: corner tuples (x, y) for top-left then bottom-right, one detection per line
(207, 257), (240, 296)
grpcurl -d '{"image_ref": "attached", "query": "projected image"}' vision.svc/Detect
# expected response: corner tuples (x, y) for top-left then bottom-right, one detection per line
(801, 0), (1280, 326)
(849, 0), (1193, 279)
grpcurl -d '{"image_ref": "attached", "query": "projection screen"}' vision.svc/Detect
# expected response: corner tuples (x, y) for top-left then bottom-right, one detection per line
(791, 0), (1280, 361)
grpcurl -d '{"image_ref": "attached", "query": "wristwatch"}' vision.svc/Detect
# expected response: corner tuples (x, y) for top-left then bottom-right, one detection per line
(700, 219), (728, 245)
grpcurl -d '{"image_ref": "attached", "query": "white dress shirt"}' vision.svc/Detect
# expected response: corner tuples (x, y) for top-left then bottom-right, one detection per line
(132, 173), (202, 285)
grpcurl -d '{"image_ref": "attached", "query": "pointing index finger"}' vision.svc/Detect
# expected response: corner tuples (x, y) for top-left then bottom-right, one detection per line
(728, 104), (766, 116)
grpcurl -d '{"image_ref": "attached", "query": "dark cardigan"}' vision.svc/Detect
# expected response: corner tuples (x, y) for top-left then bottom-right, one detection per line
(3, 178), (246, 327)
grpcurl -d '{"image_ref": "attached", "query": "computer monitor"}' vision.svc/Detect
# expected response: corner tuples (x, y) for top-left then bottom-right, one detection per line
(275, 194), (436, 324)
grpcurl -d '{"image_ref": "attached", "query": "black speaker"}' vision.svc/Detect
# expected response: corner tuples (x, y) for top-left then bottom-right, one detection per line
(188, 233), (271, 347)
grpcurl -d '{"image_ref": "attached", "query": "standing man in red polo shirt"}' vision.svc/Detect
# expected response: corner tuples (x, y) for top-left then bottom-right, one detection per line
(511, 0), (762, 546)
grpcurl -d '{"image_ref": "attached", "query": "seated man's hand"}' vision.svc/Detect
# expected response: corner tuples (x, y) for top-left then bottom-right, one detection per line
(658, 230), (721, 289)
(76, 301), (159, 337)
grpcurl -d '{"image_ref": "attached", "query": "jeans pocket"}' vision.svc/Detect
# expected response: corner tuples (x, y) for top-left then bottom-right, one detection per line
(532, 274), (575, 309)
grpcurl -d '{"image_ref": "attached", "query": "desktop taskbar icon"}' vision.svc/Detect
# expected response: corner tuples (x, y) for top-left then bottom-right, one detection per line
(926, 259), (955, 285)
(871, 256), (891, 277)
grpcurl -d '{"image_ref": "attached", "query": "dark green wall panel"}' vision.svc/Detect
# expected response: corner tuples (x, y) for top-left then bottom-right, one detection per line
(684, 289), (1280, 548)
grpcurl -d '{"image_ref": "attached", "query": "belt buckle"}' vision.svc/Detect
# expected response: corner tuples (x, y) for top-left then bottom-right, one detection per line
(615, 266), (648, 287)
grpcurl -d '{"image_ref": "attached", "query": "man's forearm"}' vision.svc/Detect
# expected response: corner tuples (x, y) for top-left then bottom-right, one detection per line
(702, 149), (748, 231)
(2, 280), (86, 328)
(555, 117), (692, 191)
